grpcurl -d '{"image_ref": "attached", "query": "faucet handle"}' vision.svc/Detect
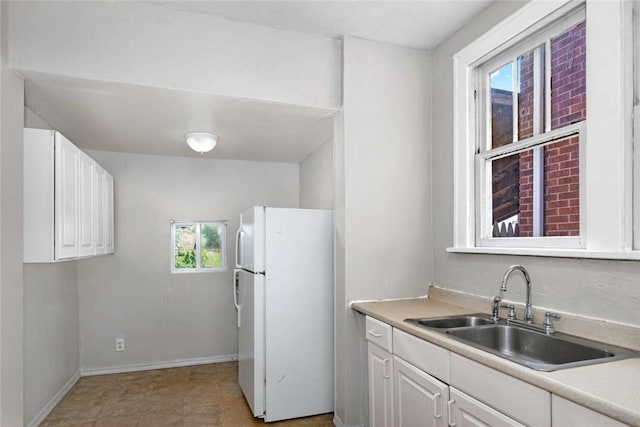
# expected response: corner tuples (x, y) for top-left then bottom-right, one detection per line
(491, 296), (502, 321)
(543, 312), (561, 334)
(500, 304), (516, 320)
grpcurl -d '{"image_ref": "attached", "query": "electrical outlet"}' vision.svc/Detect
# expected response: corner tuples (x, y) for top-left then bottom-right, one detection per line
(115, 338), (125, 352)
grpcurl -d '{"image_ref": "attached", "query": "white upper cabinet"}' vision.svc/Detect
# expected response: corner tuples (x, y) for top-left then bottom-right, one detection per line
(78, 150), (95, 258)
(54, 131), (80, 260)
(24, 128), (114, 262)
(105, 172), (114, 254)
(93, 165), (106, 255)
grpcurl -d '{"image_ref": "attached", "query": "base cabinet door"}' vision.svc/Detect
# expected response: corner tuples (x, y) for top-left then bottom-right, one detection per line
(449, 387), (526, 427)
(368, 343), (394, 427)
(394, 356), (448, 427)
(552, 396), (627, 427)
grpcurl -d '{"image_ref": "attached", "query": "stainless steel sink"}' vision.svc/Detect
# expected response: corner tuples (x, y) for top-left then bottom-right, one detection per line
(406, 314), (495, 329)
(405, 316), (639, 371)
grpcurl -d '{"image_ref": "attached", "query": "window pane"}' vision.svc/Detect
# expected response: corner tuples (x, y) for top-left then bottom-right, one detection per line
(491, 135), (580, 237)
(174, 225), (196, 269)
(491, 62), (514, 148)
(201, 223), (223, 269)
(551, 22), (586, 130)
(518, 45), (545, 140)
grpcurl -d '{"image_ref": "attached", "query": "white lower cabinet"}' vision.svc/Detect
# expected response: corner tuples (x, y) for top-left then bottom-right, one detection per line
(450, 353), (550, 427)
(393, 355), (448, 427)
(552, 395), (627, 427)
(449, 387), (525, 427)
(365, 316), (555, 427)
(368, 342), (394, 427)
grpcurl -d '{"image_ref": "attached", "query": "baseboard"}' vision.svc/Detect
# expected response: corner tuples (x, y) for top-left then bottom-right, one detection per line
(80, 354), (238, 376)
(27, 371), (81, 427)
(332, 414), (364, 427)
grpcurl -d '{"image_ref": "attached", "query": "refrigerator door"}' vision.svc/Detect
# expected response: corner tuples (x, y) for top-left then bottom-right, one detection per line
(263, 208), (334, 422)
(239, 206), (265, 273)
(238, 269), (265, 418)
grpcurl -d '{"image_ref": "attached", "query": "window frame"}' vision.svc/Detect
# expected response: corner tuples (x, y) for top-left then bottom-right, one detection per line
(475, 11), (586, 248)
(450, 0), (636, 259)
(170, 220), (227, 273)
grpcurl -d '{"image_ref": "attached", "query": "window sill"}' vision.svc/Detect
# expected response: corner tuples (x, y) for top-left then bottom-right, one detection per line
(170, 269), (228, 274)
(446, 246), (640, 261)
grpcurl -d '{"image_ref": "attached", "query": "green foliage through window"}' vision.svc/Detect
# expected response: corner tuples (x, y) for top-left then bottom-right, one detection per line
(172, 221), (226, 272)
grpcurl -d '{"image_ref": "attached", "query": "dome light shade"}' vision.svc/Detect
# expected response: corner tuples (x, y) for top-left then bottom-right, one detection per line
(185, 132), (218, 153)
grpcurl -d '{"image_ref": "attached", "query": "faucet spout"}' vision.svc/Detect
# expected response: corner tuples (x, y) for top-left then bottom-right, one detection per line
(500, 265), (533, 323)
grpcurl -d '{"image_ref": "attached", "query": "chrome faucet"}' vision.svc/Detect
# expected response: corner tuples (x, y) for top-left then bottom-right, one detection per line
(500, 265), (533, 323)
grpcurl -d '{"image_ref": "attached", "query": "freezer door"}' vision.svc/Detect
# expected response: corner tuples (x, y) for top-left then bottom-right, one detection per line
(264, 208), (334, 421)
(237, 270), (265, 418)
(239, 207), (265, 273)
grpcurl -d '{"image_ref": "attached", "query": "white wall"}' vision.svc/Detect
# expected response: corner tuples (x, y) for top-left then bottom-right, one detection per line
(24, 106), (50, 129)
(0, 1), (25, 423)
(23, 108), (81, 427)
(78, 150), (299, 371)
(9, 1), (341, 110)
(24, 263), (78, 426)
(335, 37), (432, 426)
(300, 138), (334, 209)
(431, 1), (640, 327)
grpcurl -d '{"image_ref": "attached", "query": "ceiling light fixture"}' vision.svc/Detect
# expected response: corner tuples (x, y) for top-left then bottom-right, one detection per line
(185, 132), (218, 154)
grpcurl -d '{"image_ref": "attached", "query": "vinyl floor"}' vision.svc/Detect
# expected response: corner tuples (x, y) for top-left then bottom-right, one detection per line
(40, 362), (334, 427)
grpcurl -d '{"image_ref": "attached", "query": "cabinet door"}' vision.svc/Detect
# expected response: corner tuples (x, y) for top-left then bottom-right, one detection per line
(105, 172), (114, 254)
(78, 151), (95, 257)
(368, 343), (394, 427)
(54, 132), (79, 260)
(552, 396), (627, 427)
(449, 387), (526, 427)
(394, 356), (448, 427)
(93, 165), (106, 255)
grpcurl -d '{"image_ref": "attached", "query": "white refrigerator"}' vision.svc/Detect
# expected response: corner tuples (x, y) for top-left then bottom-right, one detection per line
(233, 206), (334, 422)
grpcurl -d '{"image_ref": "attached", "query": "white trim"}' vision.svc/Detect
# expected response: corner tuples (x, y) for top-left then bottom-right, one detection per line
(80, 354), (238, 376)
(635, 104), (640, 249)
(454, 0), (633, 257)
(26, 371), (81, 427)
(446, 246), (640, 260)
(584, 0), (634, 252)
(634, 3), (640, 249)
(454, 1), (583, 249)
(532, 44), (545, 237)
(332, 414), (364, 427)
(480, 117), (584, 161)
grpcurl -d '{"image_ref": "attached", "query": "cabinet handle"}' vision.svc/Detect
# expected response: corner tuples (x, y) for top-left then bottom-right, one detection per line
(382, 358), (391, 379)
(433, 392), (442, 419)
(447, 399), (456, 426)
(368, 329), (382, 338)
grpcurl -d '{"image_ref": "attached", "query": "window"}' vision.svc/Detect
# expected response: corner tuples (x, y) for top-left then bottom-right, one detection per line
(171, 221), (226, 272)
(451, 0), (636, 259)
(477, 11), (586, 248)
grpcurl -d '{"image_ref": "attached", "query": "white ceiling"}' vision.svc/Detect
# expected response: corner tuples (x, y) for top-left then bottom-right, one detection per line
(22, 1), (494, 163)
(24, 72), (335, 163)
(147, 1), (494, 50)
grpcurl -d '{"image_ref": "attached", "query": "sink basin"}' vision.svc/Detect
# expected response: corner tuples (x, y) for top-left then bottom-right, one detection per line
(446, 325), (624, 371)
(404, 316), (639, 371)
(406, 314), (495, 329)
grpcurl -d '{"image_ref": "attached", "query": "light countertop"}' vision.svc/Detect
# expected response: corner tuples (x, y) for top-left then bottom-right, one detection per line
(352, 291), (640, 426)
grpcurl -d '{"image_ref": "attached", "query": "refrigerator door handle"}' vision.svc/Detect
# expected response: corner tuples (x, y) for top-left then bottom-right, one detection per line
(235, 226), (243, 268)
(233, 268), (241, 328)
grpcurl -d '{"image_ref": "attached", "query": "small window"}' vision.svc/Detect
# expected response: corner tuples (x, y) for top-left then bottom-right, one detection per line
(171, 221), (226, 272)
